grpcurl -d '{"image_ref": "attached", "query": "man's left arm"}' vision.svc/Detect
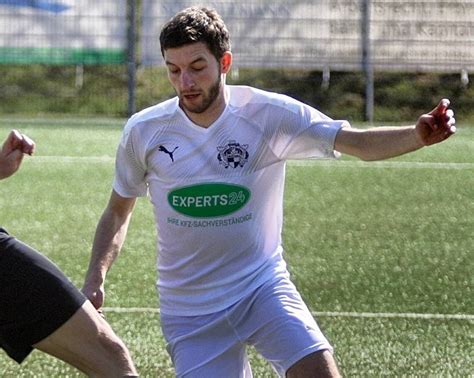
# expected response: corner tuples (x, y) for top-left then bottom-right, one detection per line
(334, 99), (456, 161)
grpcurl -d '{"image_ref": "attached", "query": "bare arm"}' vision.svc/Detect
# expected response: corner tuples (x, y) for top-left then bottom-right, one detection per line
(0, 129), (35, 180)
(335, 99), (456, 161)
(83, 190), (137, 310)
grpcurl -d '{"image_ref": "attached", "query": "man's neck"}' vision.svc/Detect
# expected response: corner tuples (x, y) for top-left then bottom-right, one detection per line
(183, 86), (228, 128)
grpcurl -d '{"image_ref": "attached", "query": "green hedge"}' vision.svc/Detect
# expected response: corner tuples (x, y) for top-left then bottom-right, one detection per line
(0, 65), (472, 123)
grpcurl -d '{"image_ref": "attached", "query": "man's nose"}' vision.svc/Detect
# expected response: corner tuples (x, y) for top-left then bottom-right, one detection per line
(180, 71), (195, 89)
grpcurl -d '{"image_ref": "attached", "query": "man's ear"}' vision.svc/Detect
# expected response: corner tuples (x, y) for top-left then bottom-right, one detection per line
(220, 51), (232, 74)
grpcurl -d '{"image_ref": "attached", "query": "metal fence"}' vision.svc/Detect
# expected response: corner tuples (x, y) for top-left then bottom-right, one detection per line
(0, 0), (473, 118)
(142, 0), (474, 72)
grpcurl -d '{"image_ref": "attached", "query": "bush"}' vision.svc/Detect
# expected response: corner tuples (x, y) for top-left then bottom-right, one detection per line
(0, 64), (473, 123)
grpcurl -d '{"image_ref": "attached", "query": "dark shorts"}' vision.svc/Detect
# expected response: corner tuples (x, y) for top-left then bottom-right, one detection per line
(0, 228), (86, 363)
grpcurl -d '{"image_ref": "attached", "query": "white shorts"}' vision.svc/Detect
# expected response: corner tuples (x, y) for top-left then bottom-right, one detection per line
(161, 274), (332, 377)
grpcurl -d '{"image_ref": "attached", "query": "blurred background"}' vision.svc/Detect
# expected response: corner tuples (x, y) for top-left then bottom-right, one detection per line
(0, 0), (473, 123)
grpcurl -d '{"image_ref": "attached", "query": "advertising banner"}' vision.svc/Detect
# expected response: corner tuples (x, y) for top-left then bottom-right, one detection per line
(141, 0), (474, 72)
(0, 0), (127, 64)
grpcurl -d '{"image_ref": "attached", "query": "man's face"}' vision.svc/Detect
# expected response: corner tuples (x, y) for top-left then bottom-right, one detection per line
(164, 42), (226, 118)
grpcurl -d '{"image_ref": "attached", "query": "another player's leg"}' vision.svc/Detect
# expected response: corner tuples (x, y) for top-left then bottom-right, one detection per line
(0, 229), (137, 376)
(34, 300), (138, 377)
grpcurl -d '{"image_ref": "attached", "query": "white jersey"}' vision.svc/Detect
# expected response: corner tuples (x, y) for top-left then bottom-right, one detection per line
(113, 85), (347, 316)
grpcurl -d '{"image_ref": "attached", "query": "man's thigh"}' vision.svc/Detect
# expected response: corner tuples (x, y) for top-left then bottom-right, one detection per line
(239, 276), (333, 377)
(0, 230), (85, 363)
(34, 301), (137, 377)
(161, 275), (334, 377)
(162, 311), (252, 378)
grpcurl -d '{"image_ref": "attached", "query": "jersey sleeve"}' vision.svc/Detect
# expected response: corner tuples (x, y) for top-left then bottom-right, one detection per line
(112, 121), (148, 198)
(269, 99), (350, 160)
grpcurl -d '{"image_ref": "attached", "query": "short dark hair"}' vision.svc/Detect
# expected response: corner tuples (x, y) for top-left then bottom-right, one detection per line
(159, 7), (231, 61)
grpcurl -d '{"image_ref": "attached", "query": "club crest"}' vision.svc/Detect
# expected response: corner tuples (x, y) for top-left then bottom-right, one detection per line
(217, 140), (249, 168)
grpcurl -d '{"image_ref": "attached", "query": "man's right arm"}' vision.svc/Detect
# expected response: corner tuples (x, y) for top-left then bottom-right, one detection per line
(83, 190), (137, 310)
(0, 129), (35, 180)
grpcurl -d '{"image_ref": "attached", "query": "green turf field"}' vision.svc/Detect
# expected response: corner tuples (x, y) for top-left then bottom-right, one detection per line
(0, 118), (472, 376)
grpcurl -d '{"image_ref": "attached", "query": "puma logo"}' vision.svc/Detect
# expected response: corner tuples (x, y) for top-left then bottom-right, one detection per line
(158, 145), (178, 162)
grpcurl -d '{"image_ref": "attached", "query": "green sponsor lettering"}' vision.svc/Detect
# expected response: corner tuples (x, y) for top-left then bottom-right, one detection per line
(168, 183), (250, 218)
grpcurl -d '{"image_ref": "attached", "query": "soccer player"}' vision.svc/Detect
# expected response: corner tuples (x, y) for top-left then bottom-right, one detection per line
(0, 130), (138, 377)
(82, 7), (456, 377)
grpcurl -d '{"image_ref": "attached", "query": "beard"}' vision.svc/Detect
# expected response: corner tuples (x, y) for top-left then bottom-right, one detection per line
(179, 74), (222, 114)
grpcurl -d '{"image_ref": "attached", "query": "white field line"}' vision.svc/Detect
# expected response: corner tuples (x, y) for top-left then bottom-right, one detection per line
(312, 311), (474, 321)
(29, 156), (474, 170)
(289, 160), (474, 170)
(31, 156), (115, 163)
(101, 307), (474, 321)
(0, 117), (124, 126)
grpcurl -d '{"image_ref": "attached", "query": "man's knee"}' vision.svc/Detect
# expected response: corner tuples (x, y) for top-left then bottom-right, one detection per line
(34, 301), (137, 376)
(79, 305), (137, 375)
(286, 349), (341, 378)
(96, 325), (133, 364)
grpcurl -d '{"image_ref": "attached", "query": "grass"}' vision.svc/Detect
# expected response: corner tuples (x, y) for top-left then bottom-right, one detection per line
(0, 118), (472, 376)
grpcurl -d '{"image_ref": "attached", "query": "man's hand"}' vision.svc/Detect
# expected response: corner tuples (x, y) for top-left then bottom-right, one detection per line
(82, 281), (106, 311)
(415, 99), (456, 146)
(0, 129), (36, 180)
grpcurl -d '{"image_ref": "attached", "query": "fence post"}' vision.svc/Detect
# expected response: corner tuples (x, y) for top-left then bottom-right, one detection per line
(361, 0), (374, 123)
(127, 0), (137, 117)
